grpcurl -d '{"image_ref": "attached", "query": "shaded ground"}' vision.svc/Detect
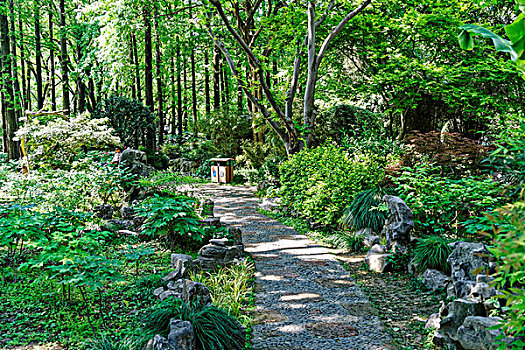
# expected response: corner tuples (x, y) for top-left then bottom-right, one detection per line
(344, 255), (442, 350)
(199, 184), (393, 350)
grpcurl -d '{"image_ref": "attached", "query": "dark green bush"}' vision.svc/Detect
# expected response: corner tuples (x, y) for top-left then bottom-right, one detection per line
(92, 96), (156, 149)
(393, 164), (503, 237)
(412, 235), (453, 274)
(279, 143), (384, 226)
(342, 188), (389, 233)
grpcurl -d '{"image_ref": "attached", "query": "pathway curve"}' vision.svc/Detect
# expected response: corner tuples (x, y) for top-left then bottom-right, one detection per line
(199, 183), (393, 350)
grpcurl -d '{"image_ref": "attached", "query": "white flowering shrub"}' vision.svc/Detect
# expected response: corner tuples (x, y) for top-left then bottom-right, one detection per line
(15, 112), (121, 167)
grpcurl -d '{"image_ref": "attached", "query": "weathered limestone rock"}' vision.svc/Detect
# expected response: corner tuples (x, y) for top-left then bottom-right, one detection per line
(147, 334), (173, 350)
(121, 206), (135, 219)
(364, 244), (390, 273)
(468, 274), (498, 302)
(259, 197), (281, 212)
(440, 299), (486, 342)
(355, 228), (380, 248)
(197, 237), (243, 270)
(457, 316), (503, 350)
(183, 280), (211, 306)
(447, 242), (491, 282)
(209, 238), (228, 246)
(200, 217), (221, 228)
(167, 319), (196, 350)
(95, 204), (114, 220)
(426, 313), (441, 330)
(119, 149), (154, 178)
(163, 255), (197, 282)
(382, 195), (414, 253)
(454, 280), (476, 299)
(228, 227), (243, 246)
(422, 269), (451, 291)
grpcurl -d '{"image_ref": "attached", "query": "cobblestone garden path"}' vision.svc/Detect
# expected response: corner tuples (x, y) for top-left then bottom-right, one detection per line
(199, 183), (393, 350)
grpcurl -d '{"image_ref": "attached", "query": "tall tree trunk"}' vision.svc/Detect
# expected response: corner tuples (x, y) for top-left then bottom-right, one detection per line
(213, 45), (220, 110)
(143, 6), (154, 149)
(129, 34), (136, 100)
(176, 46), (182, 136)
(132, 34), (141, 102)
(170, 56), (176, 137)
(59, 0), (69, 113)
(18, 5), (27, 110)
(219, 62), (226, 105)
(35, 0), (43, 109)
(1, 0), (19, 159)
(10, 0), (22, 114)
(49, 7), (56, 110)
(76, 42), (86, 113)
(154, 6), (164, 145)
(183, 56), (187, 132)
(191, 48), (197, 134)
(204, 49), (210, 116)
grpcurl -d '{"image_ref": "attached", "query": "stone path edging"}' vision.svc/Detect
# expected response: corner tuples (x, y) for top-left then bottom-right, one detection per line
(199, 184), (392, 350)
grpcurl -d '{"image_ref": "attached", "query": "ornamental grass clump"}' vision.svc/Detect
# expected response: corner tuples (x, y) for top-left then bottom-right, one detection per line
(341, 187), (389, 233)
(412, 235), (453, 274)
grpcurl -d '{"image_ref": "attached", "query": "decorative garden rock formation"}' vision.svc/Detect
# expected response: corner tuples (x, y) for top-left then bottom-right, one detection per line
(197, 239), (244, 271)
(456, 316), (503, 350)
(95, 204), (114, 220)
(364, 244), (390, 273)
(168, 319), (197, 350)
(422, 269), (450, 291)
(382, 195), (414, 253)
(447, 242), (492, 283)
(163, 254), (198, 282)
(119, 149), (154, 178)
(121, 206), (135, 220)
(439, 299), (486, 342)
(146, 319), (196, 350)
(183, 280), (212, 306)
(200, 217), (221, 228)
(259, 197), (282, 212)
(355, 228), (380, 248)
(468, 274), (498, 302)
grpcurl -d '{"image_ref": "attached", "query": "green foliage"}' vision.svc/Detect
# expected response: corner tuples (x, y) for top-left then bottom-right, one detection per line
(489, 200), (525, 349)
(142, 298), (184, 337)
(136, 195), (204, 249)
(190, 260), (255, 326)
(412, 236), (453, 274)
(279, 144), (384, 226)
(313, 104), (383, 146)
(393, 164), (503, 237)
(179, 303), (246, 350)
(386, 251), (412, 273)
(15, 112), (121, 168)
(342, 188), (389, 233)
(83, 336), (145, 350)
(92, 96), (156, 149)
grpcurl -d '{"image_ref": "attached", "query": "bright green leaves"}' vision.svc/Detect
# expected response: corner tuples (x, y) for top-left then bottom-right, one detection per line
(458, 2), (525, 78)
(458, 24), (513, 54)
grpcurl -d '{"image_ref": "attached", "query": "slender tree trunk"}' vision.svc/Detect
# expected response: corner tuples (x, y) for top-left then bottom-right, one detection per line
(219, 62), (226, 105)
(237, 83), (243, 115)
(170, 56), (176, 137)
(143, 6), (154, 149)
(49, 8), (56, 110)
(183, 56), (187, 132)
(35, 0), (43, 109)
(176, 46), (182, 136)
(76, 42), (86, 113)
(1, 0), (19, 159)
(18, 6), (26, 110)
(9, 0), (22, 114)
(191, 48), (197, 134)
(132, 34), (141, 102)
(213, 45), (220, 110)
(204, 49), (210, 115)
(129, 34), (136, 100)
(154, 7), (164, 145)
(59, 0), (69, 112)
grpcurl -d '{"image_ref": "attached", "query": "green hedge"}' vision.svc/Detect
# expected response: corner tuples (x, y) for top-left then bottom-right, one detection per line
(279, 144), (384, 226)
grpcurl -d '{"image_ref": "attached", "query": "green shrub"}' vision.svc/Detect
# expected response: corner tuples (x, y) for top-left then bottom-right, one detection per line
(136, 195), (204, 249)
(92, 96), (155, 150)
(393, 164), (503, 237)
(279, 143), (384, 226)
(179, 303), (246, 350)
(386, 251), (412, 273)
(342, 188), (389, 233)
(412, 235), (453, 274)
(489, 200), (525, 349)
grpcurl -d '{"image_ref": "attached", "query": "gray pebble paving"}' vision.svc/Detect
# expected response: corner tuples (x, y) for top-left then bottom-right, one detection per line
(199, 184), (393, 350)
